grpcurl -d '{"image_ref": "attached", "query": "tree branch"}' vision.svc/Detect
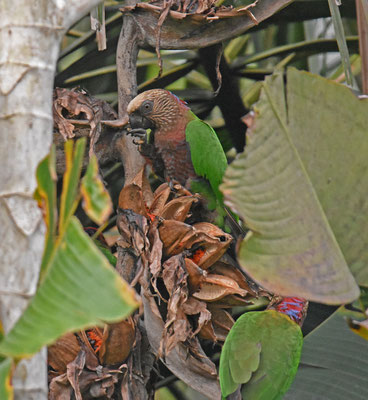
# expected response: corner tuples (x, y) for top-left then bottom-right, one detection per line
(116, 15), (146, 185)
(127, 0), (293, 50)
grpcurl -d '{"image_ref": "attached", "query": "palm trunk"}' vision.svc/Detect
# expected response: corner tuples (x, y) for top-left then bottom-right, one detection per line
(0, 1), (102, 398)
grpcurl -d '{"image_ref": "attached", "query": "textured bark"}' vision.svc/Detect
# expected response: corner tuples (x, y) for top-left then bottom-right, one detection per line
(116, 13), (146, 186)
(0, 1), (102, 398)
(125, 0), (293, 50)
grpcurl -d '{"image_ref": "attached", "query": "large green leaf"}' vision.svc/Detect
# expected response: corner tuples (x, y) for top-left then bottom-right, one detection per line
(0, 358), (13, 400)
(59, 139), (86, 233)
(81, 154), (113, 225)
(221, 68), (365, 304)
(286, 69), (368, 287)
(219, 310), (303, 399)
(0, 217), (139, 358)
(285, 307), (368, 400)
(34, 147), (57, 278)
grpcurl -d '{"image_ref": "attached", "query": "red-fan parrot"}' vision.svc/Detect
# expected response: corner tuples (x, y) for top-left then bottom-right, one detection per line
(127, 89), (228, 215)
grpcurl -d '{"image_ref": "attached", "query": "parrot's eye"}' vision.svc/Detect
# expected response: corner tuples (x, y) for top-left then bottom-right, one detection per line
(140, 100), (153, 115)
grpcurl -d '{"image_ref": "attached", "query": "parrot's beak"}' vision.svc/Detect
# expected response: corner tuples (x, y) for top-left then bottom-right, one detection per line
(129, 112), (154, 130)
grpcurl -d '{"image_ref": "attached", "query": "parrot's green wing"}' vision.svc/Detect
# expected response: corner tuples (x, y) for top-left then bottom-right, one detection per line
(185, 117), (227, 201)
(219, 311), (303, 400)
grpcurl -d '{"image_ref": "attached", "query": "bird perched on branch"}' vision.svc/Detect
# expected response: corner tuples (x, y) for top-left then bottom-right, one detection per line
(127, 89), (228, 212)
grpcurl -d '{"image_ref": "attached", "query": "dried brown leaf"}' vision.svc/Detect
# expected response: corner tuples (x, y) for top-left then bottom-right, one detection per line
(141, 282), (221, 398)
(117, 209), (150, 256)
(48, 332), (80, 374)
(158, 219), (194, 255)
(53, 88), (104, 155)
(185, 257), (206, 293)
(49, 373), (73, 400)
(160, 196), (197, 222)
(193, 274), (248, 302)
(209, 294), (252, 308)
(116, 209), (150, 283)
(164, 313), (192, 354)
(182, 297), (212, 336)
(120, 0), (259, 22)
(200, 308), (234, 342)
(199, 320), (217, 342)
(210, 260), (257, 295)
(148, 218), (163, 282)
(210, 308), (234, 333)
(149, 183), (171, 216)
(132, 167), (154, 207)
(66, 347), (86, 400)
(118, 183), (147, 216)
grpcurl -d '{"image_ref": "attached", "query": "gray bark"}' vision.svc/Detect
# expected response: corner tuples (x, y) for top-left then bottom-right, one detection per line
(0, 1), (103, 398)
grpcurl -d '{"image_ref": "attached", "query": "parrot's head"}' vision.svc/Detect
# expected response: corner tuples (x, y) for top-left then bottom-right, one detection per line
(127, 89), (190, 135)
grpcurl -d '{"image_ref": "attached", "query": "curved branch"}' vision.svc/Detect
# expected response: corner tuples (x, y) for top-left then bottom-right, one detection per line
(116, 15), (146, 185)
(128, 0), (292, 50)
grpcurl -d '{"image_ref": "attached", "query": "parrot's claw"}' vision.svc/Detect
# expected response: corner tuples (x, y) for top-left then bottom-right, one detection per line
(133, 138), (145, 146)
(127, 127), (147, 138)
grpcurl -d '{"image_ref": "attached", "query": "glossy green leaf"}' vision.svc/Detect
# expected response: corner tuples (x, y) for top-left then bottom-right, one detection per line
(34, 146), (57, 278)
(285, 307), (368, 400)
(81, 155), (113, 225)
(220, 310), (303, 399)
(222, 68), (364, 304)
(0, 358), (13, 400)
(59, 139), (86, 233)
(0, 217), (139, 358)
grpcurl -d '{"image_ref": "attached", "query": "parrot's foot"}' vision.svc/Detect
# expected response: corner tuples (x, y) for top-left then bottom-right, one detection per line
(133, 138), (146, 146)
(127, 127), (147, 146)
(127, 127), (147, 138)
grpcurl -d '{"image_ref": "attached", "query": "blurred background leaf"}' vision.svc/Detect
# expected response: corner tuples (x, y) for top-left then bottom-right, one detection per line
(285, 307), (368, 400)
(0, 358), (13, 400)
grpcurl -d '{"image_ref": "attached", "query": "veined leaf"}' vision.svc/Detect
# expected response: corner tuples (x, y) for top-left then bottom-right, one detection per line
(222, 68), (364, 304)
(59, 139), (86, 233)
(0, 217), (139, 358)
(81, 154), (113, 225)
(219, 310), (303, 399)
(0, 358), (13, 400)
(287, 69), (368, 287)
(34, 147), (57, 278)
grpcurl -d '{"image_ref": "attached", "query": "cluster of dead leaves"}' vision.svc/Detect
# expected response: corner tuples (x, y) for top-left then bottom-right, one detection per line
(47, 166), (258, 398)
(53, 88), (127, 158)
(120, 0), (259, 23)
(48, 319), (135, 399)
(116, 169), (258, 395)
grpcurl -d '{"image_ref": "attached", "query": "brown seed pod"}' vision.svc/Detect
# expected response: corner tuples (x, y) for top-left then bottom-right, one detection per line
(99, 317), (136, 365)
(48, 332), (81, 374)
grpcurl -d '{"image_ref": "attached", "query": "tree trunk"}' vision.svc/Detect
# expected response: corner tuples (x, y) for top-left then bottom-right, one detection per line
(0, 1), (102, 398)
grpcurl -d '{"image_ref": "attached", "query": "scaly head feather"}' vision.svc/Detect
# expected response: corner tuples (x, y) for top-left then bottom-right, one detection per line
(127, 89), (193, 138)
